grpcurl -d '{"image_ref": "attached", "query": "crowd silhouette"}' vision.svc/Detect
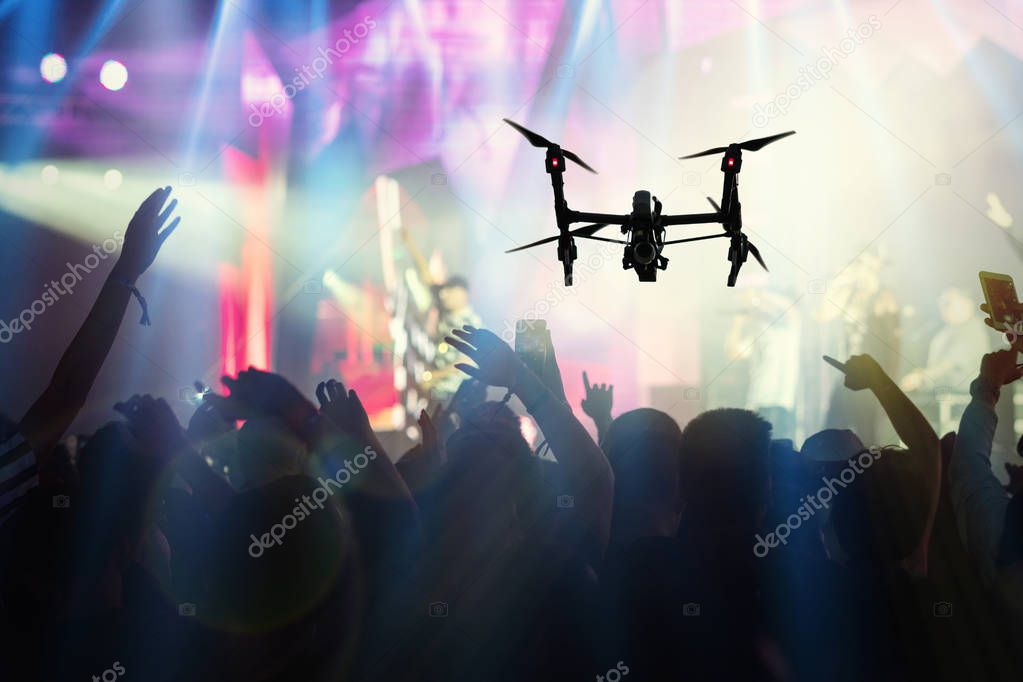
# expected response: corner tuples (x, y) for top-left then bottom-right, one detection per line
(1, 187), (1022, 681)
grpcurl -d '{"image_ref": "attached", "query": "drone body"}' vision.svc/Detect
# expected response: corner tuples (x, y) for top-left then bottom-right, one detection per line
(503, 118), (795, 286)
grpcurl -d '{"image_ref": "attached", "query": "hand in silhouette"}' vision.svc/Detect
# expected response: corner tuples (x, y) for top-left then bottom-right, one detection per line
(581, 371), (613, 421)
(112, 186), (180, 283)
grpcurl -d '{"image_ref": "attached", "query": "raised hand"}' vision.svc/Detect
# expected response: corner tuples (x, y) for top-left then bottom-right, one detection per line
(114, 394), (190, 465)
(315, 379), (374, 445)
(222, 367), (316, 420)
(841, 354), (886, 392)
(443, 326), (524, 388)
(112, 186), (180, 284)
(979, 349), (1023, 387)
(581, 371), (613, 420)
(186, 383), (239, 444)
(419, 406), (445, 466)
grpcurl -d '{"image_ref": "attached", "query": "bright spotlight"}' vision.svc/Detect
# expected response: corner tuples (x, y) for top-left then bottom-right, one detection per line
(104, 168), (123, 189)
(41, 165), (59, 185)
(40, 53), (67, 83)
(99, 60), (128, 91)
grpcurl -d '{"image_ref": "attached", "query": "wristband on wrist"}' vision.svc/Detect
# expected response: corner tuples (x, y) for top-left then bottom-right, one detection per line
(110, 276), (151, 326)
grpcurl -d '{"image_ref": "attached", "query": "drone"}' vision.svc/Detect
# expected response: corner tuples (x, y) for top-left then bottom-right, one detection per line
(503, 118), (795, 286)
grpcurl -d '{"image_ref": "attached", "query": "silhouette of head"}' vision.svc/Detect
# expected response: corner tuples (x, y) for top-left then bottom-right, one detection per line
(829, 449), (929, 565)
(678, 409), (772, 529)
(438, 402), (535, 551)
(603, 408), (684, 538)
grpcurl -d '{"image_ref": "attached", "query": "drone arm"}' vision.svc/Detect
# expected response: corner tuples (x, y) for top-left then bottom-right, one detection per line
(565, 210), (630, 226)
(661, 212), (722, 226)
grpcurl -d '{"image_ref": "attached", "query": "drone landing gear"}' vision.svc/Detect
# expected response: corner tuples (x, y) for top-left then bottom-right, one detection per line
(558, 236), (578, 286)
(726, 232), (768, 287)
(727, 235), (745, 287)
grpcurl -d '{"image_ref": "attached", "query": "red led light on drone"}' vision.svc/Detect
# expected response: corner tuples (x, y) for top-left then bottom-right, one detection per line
(727, 157), (735, 167)
(552, 158), (559, 166)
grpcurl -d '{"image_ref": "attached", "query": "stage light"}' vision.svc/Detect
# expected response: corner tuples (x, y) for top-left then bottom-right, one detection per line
(99, 60), (128, 91)
(40, 53), (67, 83)
(103, 168), (122, 189)
(40, 165), (59, 185)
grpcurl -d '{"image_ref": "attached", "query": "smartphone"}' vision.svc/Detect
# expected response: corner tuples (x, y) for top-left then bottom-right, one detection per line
(980, 271), (1019, 326)
(822, 355), (847, 373)
(515, 319), (550, 377)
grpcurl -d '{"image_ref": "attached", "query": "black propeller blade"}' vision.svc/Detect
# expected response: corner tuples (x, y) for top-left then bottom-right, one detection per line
(707, 196), (721, 213)
(505, 223), (609, 254)
(573, 222), (608, 237)
(563, 149), (597, 174)
(740, 130), (796, 152)
(725, 233), (769, 286)
(506, 234), (560, 254)
(680, 146), (727, 160)
(503, 118), (597, 174)
(503, 118), (552, 148)
(746, 240), (768, 271)
(680, 131), (795, 159)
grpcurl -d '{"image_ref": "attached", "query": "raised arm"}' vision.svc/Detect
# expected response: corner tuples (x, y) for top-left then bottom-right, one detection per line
(949, 350), (1019, 587)
(19, 187), (180, 471)
(840, 354), (940, 575)
(445, 326), (614, 553)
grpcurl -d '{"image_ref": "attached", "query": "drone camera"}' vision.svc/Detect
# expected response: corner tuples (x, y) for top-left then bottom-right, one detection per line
(633, 240), (657, 265)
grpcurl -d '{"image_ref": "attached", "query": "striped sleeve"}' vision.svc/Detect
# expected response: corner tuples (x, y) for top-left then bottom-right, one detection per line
(0, 432), (38, 527)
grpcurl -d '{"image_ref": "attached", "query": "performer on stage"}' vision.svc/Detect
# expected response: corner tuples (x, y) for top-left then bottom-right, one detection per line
(400, 227), (482, 405)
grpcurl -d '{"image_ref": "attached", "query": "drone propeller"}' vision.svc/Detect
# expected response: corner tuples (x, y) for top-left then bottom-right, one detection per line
(503, 118), (598, 174)
(680, 131), (795, 159)
(706, 196), (721, 213)
(746, 239), (768, 271)
(505, 223), (609, 254)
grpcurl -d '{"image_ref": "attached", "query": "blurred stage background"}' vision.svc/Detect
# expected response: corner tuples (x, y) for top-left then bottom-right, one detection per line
(1, 0), (1023, 456)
